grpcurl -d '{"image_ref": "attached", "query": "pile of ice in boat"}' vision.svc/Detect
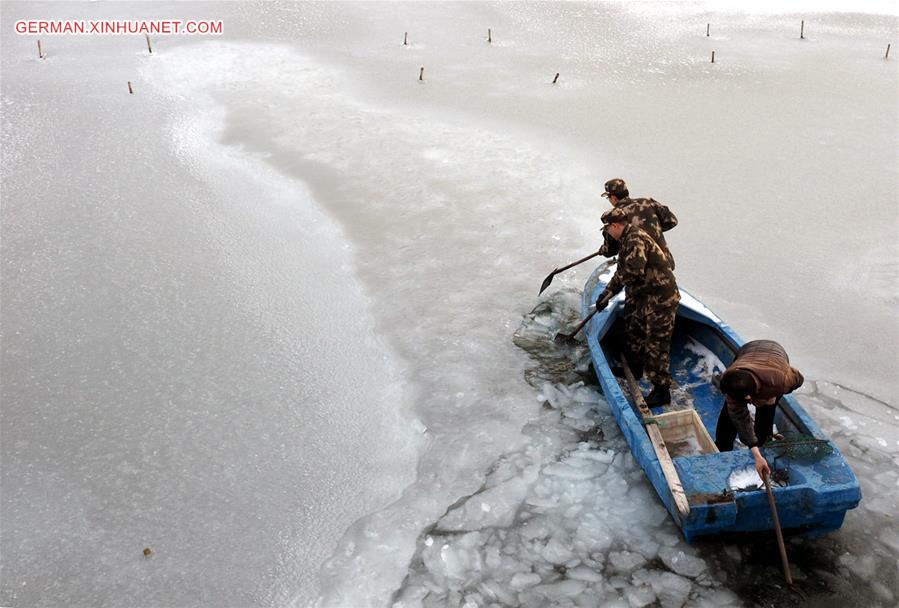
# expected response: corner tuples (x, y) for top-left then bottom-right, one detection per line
(392, 294), (741, 608)
(726, 467), (764, 492)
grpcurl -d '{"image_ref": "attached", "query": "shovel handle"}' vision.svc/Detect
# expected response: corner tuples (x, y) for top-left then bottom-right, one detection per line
(555, 307), (599, 343)
(539, 250), (603, 295)
(556, 250), (603, 274)
(571, 307), (599, 337)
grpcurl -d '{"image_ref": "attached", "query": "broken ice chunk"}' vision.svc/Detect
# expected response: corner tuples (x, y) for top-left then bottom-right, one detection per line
(727, 466), (763, 492)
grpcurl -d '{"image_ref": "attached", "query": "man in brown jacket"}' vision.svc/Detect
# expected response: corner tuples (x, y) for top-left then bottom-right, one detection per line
(715, 339), (805, 478)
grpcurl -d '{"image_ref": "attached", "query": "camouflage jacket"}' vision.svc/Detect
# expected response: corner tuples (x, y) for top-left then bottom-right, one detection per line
(599, 197), (678, 269)
(722, 340), (804, 447)
(601, 224), (679, 302)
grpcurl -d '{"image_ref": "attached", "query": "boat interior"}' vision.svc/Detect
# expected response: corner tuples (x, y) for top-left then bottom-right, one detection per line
(598, 311), (811, 460)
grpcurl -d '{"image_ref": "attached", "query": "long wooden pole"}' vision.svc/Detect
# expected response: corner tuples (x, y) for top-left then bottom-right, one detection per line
(622, 360), (691, 518)
(764, 471), (793, 584)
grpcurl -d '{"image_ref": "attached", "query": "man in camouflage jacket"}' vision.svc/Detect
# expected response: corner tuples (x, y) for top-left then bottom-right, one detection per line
(598, 179), (678, 381)
(715, 339), (805, 478)
(598, 178), (678, 270)
(594, 207), (680, 407)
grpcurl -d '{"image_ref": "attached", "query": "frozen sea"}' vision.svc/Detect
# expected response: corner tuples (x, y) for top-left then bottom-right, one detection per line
(1, 2), (897, 608)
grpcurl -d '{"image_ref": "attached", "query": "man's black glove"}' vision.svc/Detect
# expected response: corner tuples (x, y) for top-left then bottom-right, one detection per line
(595, 292), (613, 312)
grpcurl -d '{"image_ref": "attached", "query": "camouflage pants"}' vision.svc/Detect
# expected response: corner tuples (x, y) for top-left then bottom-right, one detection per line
(622, 299), (643, 375)
(626, 294), (679, 387)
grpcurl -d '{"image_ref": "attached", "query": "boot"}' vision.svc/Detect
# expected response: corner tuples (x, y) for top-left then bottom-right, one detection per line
(644, 385), (671, 407)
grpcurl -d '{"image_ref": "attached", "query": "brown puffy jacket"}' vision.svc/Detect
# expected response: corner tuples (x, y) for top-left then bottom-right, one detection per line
(722, 339), (804, 447)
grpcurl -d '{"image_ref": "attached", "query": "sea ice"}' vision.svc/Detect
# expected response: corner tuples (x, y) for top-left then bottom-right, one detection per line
(509, 571), (541, 591)
(7, 5), (897, 606)
(420, 532), (486, 587)
(435, 477), (530, 532)
(659, 547), (708, 579)
(624, 584), (656, 608)
(644, 570), (693, 608)
(608, 550), (648, 574)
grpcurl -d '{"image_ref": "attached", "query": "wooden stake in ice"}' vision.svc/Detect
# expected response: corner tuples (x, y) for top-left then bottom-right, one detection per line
(146, 34), (153, 54)
(706, 23), (710, 37)
(128, 81), (133, 94)
(38, 40), (43, 59)
(403, 32), (408, 46)
(419, 67), (424, 81)
(552, 72), (560, 84)
(488, 28), (492, 43)
(800, 20), (805, 40)
(711, 51), (716, 63)
(886, 44), (891, 59)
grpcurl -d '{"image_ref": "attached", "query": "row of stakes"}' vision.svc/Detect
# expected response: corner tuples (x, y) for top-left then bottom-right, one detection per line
(32, 24), (892, 92)
(414, 23), (892, 79)
(35, 34), (153, 94)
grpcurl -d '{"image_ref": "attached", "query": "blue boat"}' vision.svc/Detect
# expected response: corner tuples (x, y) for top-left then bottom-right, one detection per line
(581, 263), (861, 542)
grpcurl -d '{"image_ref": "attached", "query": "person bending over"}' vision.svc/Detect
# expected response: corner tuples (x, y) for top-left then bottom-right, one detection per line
(715, 339), (804, 479)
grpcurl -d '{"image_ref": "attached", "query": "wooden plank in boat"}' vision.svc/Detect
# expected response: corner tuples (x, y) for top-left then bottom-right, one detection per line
(621, 360), (691, 518)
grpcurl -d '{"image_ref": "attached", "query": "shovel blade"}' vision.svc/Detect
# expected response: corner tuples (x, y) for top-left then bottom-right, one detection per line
(553, 331), (577, 345)
(538, 271), (556, 295)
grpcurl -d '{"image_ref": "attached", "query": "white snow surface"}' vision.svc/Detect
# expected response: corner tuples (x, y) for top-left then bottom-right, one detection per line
(2, 2), (898, 608)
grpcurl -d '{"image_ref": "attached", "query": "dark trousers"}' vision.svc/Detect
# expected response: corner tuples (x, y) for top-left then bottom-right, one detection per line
(714, 401), (778, 451)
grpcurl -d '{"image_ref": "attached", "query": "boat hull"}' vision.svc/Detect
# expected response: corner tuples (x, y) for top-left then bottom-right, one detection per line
(581, 263), (861, 542)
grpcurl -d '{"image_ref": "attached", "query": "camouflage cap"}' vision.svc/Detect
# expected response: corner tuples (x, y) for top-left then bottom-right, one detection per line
(601, 178), (628, 199)
(601, 207), (628, 225)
